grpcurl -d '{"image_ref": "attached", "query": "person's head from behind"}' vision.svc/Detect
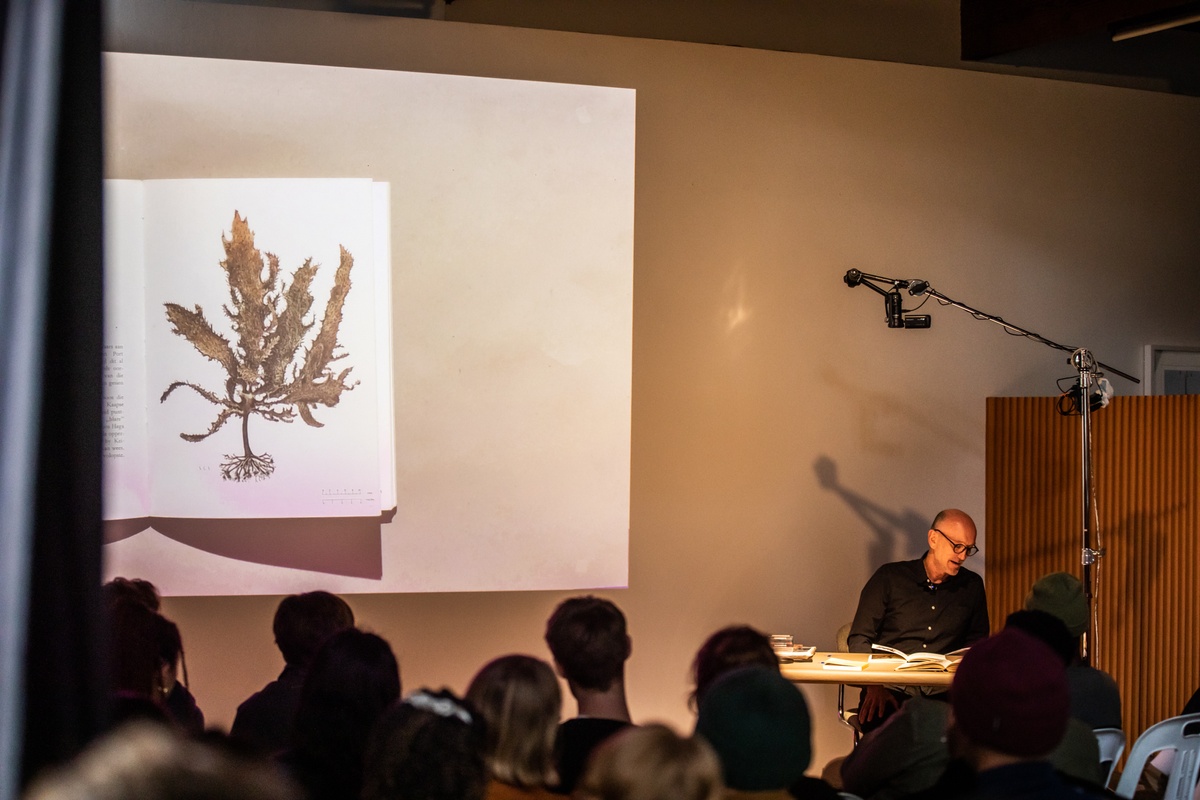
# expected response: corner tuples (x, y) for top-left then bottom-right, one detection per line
(694, 666), (812, 792)
(273, 591), (355, 670)
(25, 720), (299, 800)
(949, 627), (1070, 767)
(1003, 609), (1074, 666)
(109, 601), (178, 702)
(576, 723), (723, 800)
(465, 654), (561, 789)
(292, 629), (401, 764)
(362, 689), (487, 800)
(690, 625), (778, 709)
(1024, 572), (1088, 653)
(103, 577), (161, 612)
(544, 596), (630, 693)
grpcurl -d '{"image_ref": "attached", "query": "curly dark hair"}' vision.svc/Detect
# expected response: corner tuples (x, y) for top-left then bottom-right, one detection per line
(362, 689), (487, 800)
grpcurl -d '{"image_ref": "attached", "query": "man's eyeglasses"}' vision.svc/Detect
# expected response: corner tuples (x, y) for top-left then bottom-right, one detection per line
(934, 528), (978, 557)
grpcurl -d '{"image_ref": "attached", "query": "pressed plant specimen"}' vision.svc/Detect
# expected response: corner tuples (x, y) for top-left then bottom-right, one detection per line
(161, 211), (357, 481)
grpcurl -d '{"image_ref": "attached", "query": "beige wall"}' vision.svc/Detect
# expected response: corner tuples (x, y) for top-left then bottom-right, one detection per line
(110, 0), (1200, 772)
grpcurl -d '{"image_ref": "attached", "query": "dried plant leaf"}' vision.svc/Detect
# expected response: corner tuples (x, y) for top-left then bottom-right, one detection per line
(164, 304), (238, 379)
(179, 408), (237, 443)
(263, 257), (317, 387)
(298, 246), (353, 383)
(220, 213), (273, 369)
(161, 379), (228, 407)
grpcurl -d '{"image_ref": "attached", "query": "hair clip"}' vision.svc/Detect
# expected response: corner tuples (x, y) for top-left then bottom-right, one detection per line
(404, 690), (472, 724)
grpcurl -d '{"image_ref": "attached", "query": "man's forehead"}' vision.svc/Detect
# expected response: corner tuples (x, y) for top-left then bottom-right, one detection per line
(941, 516), (977, 542)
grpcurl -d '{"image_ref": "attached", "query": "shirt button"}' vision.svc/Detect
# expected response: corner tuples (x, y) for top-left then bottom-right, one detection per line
(928, 626), (932, 630)
(931, 605), (935, 609)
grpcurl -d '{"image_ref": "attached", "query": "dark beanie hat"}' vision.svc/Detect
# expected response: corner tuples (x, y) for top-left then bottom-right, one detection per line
(951, 628), (1070, 758)
(694, 665), (811, 791)
(1025, 572), (1088, 638)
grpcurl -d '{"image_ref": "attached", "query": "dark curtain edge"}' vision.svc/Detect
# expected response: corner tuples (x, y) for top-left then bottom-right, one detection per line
(18, 0), (109, 789)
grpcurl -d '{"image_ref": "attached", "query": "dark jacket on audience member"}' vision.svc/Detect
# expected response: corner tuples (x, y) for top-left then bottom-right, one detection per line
(231, 664), (307, 755)
(552, 717), (632, 794)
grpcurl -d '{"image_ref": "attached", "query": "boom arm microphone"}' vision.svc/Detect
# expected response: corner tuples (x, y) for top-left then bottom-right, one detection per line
(843, 269), (933, 329)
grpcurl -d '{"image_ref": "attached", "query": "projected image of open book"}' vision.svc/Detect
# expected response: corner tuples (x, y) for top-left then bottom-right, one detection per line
(870, 643), (969, 672)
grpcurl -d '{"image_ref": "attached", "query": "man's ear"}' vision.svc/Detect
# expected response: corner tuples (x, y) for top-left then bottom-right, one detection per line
(927, 528), (938, 548)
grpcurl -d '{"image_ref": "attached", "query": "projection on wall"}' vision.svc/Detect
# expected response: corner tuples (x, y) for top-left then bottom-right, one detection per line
(102, 53), (635, 596)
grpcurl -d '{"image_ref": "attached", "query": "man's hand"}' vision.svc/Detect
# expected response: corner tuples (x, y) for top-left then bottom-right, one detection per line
(858, 685), (899, 723)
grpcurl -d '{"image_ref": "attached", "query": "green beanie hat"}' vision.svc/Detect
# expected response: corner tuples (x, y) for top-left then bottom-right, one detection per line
(1025, 572), (1088, 637)
(694, 666), (811, 791)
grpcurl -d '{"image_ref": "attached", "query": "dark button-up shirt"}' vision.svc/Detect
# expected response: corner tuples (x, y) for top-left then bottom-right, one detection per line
(848, 555), (989, 655)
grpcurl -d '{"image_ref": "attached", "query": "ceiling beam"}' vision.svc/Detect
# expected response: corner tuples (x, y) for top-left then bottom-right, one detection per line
(960, 0), (1192, 58)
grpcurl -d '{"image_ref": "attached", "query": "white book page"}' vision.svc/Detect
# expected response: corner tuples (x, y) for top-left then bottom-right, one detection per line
(374, 183), (397, 512)
(142, 178), (381, 518)
(102, 180), (151, 520)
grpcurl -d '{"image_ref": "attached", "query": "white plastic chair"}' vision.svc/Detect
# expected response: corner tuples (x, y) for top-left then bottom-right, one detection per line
(1114, 713), (1200, 800)
(1094, 727), (1125, 788)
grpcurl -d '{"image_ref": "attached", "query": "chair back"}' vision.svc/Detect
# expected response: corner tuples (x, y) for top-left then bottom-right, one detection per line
(836, 623), (851, 653)
(1094, 727), (1125, 788)
(1114, 713), (1200, 800)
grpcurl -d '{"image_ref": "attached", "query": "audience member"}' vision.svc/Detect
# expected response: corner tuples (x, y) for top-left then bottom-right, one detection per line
(840, 694), (953, 800)
(362, 688), (487, 800)
(543, 596), (634, 793)
(24, 720), (299, 800)
(694, 665), (838, 800)
(466, 654), (561, 800)
(1025, 572), (1123, 730)
(156, 612), (205, 734)
(941, 627), (1107, 800)
(278, 628), (401, 800)
(841, 611), (1105, 800)
(103, 576), (162, 611)
(575, 723), (724, 800)
(232, 591), (355, 755)
(105, 577), (205, 732)
(1184, 688), (1200, 716)
(1001, 610), (1104, 786)
(690, 625), (779, 709)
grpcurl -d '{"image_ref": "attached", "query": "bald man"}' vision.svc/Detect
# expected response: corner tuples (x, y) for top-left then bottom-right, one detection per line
(847, 509), (990, 731)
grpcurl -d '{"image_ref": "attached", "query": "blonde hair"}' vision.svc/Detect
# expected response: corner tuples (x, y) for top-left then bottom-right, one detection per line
(575, 724), (723, 800)
(465, 654), (561, 788)
(25, 721), (298, 800)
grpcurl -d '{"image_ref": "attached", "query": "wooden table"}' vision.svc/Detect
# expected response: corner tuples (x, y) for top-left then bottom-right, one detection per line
(780, 652), (955, 689)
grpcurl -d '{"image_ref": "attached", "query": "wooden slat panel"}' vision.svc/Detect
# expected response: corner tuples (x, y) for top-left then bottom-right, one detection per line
(987, 395), (1200, 743)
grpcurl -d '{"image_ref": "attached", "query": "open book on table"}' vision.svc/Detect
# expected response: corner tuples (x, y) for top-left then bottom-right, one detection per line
(869, 644), (969, 672)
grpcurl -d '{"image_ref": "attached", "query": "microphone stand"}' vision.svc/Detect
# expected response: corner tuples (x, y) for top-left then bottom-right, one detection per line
(918, 285), (1138, 668)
